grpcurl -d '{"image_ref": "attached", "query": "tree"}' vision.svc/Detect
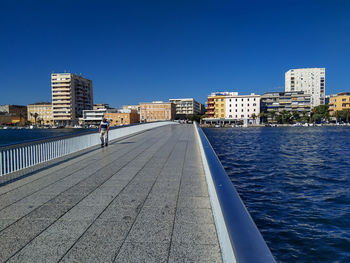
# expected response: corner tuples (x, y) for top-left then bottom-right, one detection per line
(269, 111), (277, 123)
(30, 112), (39, 125)
(251, 113), (257, 124)
(258, 112), (268, 124)
(311, 105), (329, 123)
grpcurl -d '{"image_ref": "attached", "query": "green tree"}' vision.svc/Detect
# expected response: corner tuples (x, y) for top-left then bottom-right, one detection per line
(251, 113), (257, 124)
(311, 105), (329, 123)
(30, 112), (39, 125)
(269, 111), (277, 123)
(258, 112), (268, 124)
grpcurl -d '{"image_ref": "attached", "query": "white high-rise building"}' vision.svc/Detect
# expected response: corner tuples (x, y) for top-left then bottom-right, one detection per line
(285, 68), (325, 108)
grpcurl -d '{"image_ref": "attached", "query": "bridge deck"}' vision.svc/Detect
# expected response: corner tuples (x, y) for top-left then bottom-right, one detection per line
(0, 124), (222, 263)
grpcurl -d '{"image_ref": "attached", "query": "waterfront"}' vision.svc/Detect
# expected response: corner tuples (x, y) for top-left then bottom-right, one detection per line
(204, 127), (350, 262)
(0, 128), (96, 147)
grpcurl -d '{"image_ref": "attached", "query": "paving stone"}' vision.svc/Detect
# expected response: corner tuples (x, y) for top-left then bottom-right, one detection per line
(60, 235), (123, 263)
(0, 218), (53, 239)
(172, 222), (218, 245)
(168, 242), (222, 263)
(126, 206), (175, 243)
(0, 237), (30, 263)
(114, 242), (169, 263)
(175, 208), (214, 224)
(177, 196), (211, 209)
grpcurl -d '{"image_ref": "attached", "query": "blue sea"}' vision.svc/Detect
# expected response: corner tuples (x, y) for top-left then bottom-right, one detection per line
(0, 128), (96, 147)
(203, 127), (350, 262)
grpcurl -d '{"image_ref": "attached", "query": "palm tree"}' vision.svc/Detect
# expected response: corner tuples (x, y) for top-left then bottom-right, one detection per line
(269, 111), (277, 123)
(258, 112), (267, 124)
(251, 113), (257, 124)
(30, 112), (39, 125)
(343, 109), (350, 123)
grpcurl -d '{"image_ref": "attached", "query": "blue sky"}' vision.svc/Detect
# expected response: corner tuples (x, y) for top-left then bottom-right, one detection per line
(1, 0), (349, 107)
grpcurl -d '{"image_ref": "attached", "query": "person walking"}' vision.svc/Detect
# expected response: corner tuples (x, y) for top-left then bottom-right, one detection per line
(99, 118), (110, 147)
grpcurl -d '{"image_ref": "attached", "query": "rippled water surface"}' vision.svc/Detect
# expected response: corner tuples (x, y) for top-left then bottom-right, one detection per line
(203, 127), (350, 262)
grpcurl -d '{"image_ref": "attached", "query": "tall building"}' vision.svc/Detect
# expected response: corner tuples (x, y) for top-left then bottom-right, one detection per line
(139, 101), (176, 122)
(27, 102), (53, 125)
(51, 73), (93, 126)
(285, 68), (325, 108)
(328, 92), (350, 115)
(169, 98), (203, 118)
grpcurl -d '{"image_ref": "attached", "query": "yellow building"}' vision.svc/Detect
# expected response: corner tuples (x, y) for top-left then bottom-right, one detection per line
(206, 92), (231, 118)
(104, 109), (139, 126)
(139, 101), (176, 122)
(27, 102), (53, 125)
(328, 92), (350, 115)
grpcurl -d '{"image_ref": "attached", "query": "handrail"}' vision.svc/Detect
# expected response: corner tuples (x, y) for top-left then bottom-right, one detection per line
(0, 122), (161, 150)
(0, 121), (175, 177)
(194, 122), (275, 263)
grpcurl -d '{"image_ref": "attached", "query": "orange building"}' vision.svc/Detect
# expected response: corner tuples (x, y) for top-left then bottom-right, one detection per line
(104, 109), (139, 126)
(139, 101), (176, 122)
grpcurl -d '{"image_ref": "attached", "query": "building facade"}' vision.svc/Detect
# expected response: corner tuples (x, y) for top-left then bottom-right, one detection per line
(206, 92), (232, 118)
(169, 98), (203, 118)
(82, 109), (107, 125)
(27, 102), (53, 125)
(261, 91), (311, 120)
(122, 105), (140, 114)
(93, 104), (110, 110)
(104, 109), (139, 126)
(51, 73), (93, 126)
(328, 92), (350, 115)
(285, 68), (325, 108)
(0, 105), (27, 119)
(225, 93), (260, 120)
(139, 101), (176, 122)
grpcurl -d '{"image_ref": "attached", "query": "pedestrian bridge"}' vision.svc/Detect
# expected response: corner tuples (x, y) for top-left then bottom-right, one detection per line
(0, 123), (274, 263)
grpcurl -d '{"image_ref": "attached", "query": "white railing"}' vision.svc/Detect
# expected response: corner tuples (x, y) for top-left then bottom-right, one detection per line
(0, 122), (175, 177)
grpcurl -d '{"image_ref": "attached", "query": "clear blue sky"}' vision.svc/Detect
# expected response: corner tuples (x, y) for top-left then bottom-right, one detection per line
(1, 0), (349, 107)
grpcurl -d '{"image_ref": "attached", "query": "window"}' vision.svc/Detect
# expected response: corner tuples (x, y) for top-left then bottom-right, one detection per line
(235, 109), (237, 112)
(241, 99), (244, 101)
(229, 104), (231, 107)
(247, 104), (249, 106)
(229, 109), (231, 112)
(253, 103), (256, 106)
(241, 104), (243, 107)
(241, 109), (243, 112)
(229, 99), (232, 102)
(247, 98), (250, 101)
(241, 114), (244, 118)
(247, 109), (250, 112)
(235, 99), (237, 101)
(221, 99), (224, 102)
(342, 98), (346, 101)
(235, 104), (237, 107)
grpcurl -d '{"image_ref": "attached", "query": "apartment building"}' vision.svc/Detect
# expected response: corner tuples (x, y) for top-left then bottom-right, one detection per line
(328, 92), (350, 115)
(261, 91), (311, 118)
(206, 92), (232, 118)
(169, 98), (203, 118)
(225, 93), (260, 120)
(139, 101), (176, 122)
(27, 102), (53, 125)
(51, 73), (93, 126)
(285, 68), (325, 108)
(104, 109), (139, 126)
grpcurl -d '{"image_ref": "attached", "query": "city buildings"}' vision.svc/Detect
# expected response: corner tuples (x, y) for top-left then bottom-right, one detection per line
(205, 92), (260, 124)
(51, 73), (93, 126)
(123, 105), (140, 114)
(0, 104), (27, 125)
(104, 109), (139, 126)
(27, 102), (53, 125)
(139, 101), (176, 122)
(328, 92), (350, 115)
(169, 98), (204, 118)
(285, 68), (325, 108)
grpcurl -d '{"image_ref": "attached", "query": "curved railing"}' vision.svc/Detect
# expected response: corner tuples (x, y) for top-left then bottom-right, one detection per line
(194, 122), (275, 263)
(0, 121), (175, 177)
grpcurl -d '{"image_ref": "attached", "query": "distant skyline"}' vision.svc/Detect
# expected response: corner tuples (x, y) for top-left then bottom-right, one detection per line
(1, 0), (349, 107)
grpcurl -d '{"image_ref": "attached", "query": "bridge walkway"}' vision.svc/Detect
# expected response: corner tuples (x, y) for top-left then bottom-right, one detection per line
(0, 124), (222, 263)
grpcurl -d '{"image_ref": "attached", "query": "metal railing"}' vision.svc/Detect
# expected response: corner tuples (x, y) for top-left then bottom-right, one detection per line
(0, 121), (175, 177)
(194, 122), (275, 263)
